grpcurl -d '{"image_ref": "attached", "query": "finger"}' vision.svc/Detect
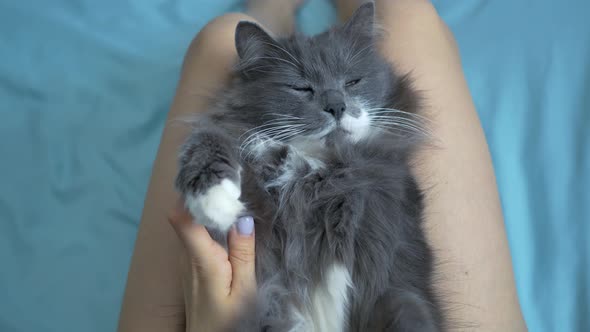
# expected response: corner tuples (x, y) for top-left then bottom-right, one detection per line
(168, 202), (232, 297)
(227, 216), (257, 298)
(167, 201), (216, 256)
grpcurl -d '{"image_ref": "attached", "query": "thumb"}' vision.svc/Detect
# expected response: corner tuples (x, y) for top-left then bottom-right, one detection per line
(228, 216), (257, 298)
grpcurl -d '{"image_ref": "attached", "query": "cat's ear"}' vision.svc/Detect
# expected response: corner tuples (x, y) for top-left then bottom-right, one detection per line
(343, 2), (375, 39)
(235, 21), (277, 61)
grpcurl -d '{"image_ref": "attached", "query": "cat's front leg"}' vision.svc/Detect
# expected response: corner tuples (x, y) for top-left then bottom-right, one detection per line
(175, 129), (245, 232)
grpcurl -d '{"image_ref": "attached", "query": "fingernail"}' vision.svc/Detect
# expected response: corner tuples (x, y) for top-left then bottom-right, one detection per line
(236, 216), (254, 236)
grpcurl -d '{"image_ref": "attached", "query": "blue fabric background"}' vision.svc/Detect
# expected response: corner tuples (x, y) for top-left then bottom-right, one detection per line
(0, 1), (588, 331)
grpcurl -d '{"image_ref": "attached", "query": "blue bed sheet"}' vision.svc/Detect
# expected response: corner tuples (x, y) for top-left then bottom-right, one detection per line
(0, 1), (588, 331)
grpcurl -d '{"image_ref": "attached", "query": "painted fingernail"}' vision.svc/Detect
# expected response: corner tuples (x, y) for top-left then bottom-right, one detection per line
(236, 216), (254, 236)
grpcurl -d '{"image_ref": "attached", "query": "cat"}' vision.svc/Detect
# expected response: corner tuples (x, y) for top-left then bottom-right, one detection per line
(175, 3), (444, 331)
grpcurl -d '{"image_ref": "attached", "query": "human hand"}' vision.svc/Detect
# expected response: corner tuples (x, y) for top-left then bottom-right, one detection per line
(168, 203), (256, 332)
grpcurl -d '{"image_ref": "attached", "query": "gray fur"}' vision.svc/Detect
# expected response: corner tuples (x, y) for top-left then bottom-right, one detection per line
(175, 3), (444, 331)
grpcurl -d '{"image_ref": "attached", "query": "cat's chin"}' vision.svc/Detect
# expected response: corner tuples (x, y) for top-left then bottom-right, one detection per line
(289, 123), (368, 148)
(318, 127), (363, 144)
(326, 126), (368, 143)
(340, 112), (370, 142)
(341, 128), (366, 142)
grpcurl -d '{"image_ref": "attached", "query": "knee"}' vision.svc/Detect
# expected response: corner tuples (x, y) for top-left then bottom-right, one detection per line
(379, 0), (444, 26)
(183, 13), (259, 67)
(377, 0), (459, 54)
(403, 1), (456, 45)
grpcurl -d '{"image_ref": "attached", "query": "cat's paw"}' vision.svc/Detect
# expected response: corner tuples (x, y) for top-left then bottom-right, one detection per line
(175, 129), (244, 231)
(185, 179), (245, 232)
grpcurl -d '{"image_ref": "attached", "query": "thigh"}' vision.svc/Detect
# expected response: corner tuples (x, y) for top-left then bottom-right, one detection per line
(117, 13), (257, 332)
(374, 1), (526, 330)
(118, 4), (527, 331)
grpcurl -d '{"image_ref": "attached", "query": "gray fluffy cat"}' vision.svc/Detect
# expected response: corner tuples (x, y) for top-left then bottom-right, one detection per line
(175, 3), (444, 331)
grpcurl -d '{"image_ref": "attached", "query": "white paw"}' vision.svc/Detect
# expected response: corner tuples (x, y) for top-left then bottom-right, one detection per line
(185, 179), (245, 231)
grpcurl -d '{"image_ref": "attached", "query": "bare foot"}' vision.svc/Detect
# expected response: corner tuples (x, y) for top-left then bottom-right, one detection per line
(246, 0), (306, 35)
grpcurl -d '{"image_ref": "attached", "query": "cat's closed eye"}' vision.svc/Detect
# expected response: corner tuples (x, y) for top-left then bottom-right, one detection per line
(345, 78), (361, 87)
(291, 85), (314, 95)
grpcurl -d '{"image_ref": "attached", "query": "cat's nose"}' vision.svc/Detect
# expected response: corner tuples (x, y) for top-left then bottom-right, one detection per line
(324, 102), (346, 120)
(321, 90), (346, 120)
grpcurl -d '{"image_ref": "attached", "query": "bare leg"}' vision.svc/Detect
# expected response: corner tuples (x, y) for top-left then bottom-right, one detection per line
(117, 13), (249, 332)
(119, 1), (526, 331)
(247, 0), (305, 35)
(334, 0), (527, 330)
(117, 2), (301, 331)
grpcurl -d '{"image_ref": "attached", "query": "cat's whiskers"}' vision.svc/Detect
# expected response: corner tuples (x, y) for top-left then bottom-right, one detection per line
(268, 123), (309, 143)
(247, 56), (300, 70)
(240, 126), (292, 156)
(273, 128), (307, 142)
(244, 136), (279, 161)
(369, 116), (428, 132)
(241, 125), (296, 155)
(244, 123), (309, 160)
(239, 119), (302, 141)
(369, 123), (418, 137)
(240, 121), (308, 160)
(240, 125), (298, 152)
(260, 42), (302, 66)
(369, 117), (432, 138)
(366, 107), (433, 138)
(245, 67), (286, 75)
(344, 32), (366, 70)
(269, 113), (304, 120)
(243, 63), (295, 76)
(366, 108), (433, 124)
(240, 113), (303, 141)
(369, 116), (427, 133)
(244, 125), (308, 162)
(347, 43), (374, 68)
(369, 117), (427, 136)
(244, 130), (294, 161)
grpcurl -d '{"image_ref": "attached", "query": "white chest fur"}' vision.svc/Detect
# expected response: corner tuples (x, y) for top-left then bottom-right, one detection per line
(261, 140), (352, 330)
(309, 264), (352, 331)
(264, 139), (326, 191)
(288, 264), (352, 332)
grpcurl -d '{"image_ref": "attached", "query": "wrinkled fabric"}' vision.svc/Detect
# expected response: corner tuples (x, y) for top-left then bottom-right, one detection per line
(0, 1), (587, 331)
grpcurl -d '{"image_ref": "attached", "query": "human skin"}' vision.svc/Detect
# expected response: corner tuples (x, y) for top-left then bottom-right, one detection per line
(117, 1), (527, 331)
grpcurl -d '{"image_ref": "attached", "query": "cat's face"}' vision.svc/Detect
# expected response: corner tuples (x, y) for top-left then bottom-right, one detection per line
(233, 3), (393, 144)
